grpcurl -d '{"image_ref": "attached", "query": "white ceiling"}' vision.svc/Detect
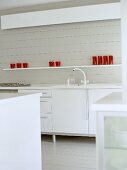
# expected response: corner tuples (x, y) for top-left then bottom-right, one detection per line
(0, 0), (70, 10)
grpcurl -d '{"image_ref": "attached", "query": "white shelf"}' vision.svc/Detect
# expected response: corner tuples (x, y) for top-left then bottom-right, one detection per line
(3, 64), (121, 71)
(1, 3), (120, 30)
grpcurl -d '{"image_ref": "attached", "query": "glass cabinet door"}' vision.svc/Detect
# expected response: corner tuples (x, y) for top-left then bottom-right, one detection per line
(104, 117), (127, 170)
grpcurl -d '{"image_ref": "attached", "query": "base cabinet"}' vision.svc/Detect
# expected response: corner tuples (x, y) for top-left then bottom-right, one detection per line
(40, 99), (53, 133)
(52, 89), (88, 135)
(40, 116), (52, 133)
(18, 89), (53, 134)
(19, 88), (121, 137)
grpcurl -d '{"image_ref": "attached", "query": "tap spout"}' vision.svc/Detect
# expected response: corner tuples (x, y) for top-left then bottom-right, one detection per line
(73, 68), (87, 85)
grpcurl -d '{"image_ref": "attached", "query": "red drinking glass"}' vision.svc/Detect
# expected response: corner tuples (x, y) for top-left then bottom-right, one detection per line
(16, 63), (22, 68)
(23, 63), (28, 68)
(49, 61), (55, 67)
(98, 56), (103, 65)
(92, 56), (97, 65)
(10, 63), (16, 69)
(109, 55), (114, 65)
(103, 56), (108, 65)
(55, 61), (61, 67)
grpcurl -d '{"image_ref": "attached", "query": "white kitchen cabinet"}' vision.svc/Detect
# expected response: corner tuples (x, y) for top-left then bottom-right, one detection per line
(88, 88), (121, 136)
(40, 115), (52, 133)
(52, 89), (88, 135)
(18, 88), (121, 137)
(40, 98), (52, 116)
(18, 89), (53, 134)
(40, 98), (53, 133)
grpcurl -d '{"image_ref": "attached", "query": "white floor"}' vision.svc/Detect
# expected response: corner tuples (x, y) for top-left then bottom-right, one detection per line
(41, 136), (96, 170)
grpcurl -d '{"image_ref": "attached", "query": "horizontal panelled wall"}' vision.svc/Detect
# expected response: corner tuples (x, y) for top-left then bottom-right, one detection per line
(0, 19), (121, 84)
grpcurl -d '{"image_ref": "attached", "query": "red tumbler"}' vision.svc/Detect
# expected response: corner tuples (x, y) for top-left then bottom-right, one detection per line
(92, 56), (97, 65)
(103, 56), (108, 65)
(16, 63), (22, 68)
(109, 55), (113, 65)
(98, 56), (103, 65)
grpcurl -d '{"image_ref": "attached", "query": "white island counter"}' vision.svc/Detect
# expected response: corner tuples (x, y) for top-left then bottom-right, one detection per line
(0, 93), (42, 170)
(92, 92), (127, 170)
(92, 92), (126, 111)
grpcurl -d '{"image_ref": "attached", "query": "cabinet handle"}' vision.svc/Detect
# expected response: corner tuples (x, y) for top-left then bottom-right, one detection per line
(41, 116), (48, 119)
(86, 91), (89, 120)
(40, 112), (51, 114)
(45, 112), (51, 114)
(83, 91), (88, 120)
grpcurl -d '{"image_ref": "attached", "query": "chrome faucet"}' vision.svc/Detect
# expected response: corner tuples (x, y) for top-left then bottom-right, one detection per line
(73, 68), (87, 85)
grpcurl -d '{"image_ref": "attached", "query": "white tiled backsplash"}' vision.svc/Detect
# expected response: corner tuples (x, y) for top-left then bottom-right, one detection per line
(0, 19), (121, 84)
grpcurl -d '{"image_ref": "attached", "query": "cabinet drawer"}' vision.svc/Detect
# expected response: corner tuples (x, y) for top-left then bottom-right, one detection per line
(40, 100), (52, 116)
(40, 116), (52, 133)
(41, 90), (52, 98)
(18, 89), (52, 98)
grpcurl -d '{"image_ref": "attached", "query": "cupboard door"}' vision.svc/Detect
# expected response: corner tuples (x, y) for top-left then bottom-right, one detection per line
(40, 115), (53, 133)
(52, 89), (88, 134)
(40, 99), (52, 117)
(40, 99), (52, 133)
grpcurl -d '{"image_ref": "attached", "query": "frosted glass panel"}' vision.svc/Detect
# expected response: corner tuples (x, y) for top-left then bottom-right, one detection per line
(104, 117), (127, 170)
(105, 149), (127, 170)
(105, 117), (127, 148)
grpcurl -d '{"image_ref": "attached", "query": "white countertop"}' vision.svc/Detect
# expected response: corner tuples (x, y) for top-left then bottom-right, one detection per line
(0, 93), (41, 103)
(92, 92), (127, 111)
(0, 83), (122, 90)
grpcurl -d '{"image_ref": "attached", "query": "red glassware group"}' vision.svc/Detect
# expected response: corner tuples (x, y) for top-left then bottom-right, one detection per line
(49, 61), (61, 67)
(10, 62), (28, 69)
(92, 55), (114, 65)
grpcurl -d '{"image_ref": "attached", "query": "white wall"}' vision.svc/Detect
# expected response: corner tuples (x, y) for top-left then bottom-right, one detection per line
(0, 19), (121, 84)
(0, 0), (120, 13)
(121, 0), (127, 102)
